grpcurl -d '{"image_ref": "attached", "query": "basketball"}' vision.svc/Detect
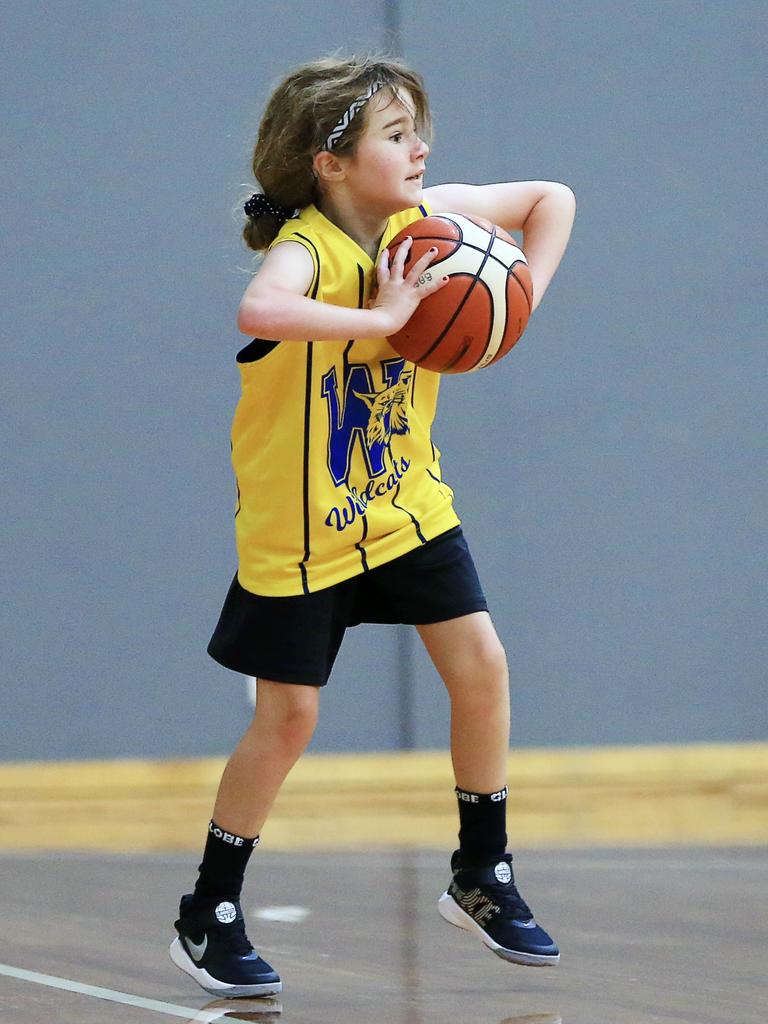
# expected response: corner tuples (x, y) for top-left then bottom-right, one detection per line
(386, 213), (532, 373)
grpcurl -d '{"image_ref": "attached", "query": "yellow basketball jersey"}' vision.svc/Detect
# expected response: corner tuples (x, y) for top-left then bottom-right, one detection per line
(231, 201), (459, 596)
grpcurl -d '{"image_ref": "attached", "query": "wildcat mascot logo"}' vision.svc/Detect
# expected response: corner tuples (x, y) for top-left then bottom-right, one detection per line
(321, 357), (412, 531)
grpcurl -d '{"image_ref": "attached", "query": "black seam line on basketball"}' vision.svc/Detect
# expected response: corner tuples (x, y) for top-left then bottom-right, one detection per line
(417, 225), (497, 362)
(440, 339), (471, 372)
(483, 269), (529, 368)
(353, 264), (370, 574)
(402, 236), (482, 250)
(417, 246), (525, 277)
(295, 235), (321, 597)
(401, 236), (524, 273)
(439, 277), (494, 371)
(497, 271), (512, 366)
(415, 245), (525, 278)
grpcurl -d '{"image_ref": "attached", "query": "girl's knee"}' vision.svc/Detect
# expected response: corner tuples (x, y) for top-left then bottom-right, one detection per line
(458, 631), (509, 685)
(446, 635), (509, 711)
(254, 680), (319, 751)
(478, 633), (508, 676)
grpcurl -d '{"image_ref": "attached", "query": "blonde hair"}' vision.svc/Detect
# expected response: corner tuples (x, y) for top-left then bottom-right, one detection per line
(243, 54), (432, 252)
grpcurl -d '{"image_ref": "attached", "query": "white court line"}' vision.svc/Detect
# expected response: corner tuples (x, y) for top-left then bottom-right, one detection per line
(0, 962), (224, 1021)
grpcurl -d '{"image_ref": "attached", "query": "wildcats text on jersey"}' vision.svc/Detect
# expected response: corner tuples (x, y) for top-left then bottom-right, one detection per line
(322, 357), (414, 532)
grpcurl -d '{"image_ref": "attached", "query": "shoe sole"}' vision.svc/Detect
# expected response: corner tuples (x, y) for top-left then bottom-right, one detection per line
(437, 892), (560, 967)
(169, 938), (283, 997)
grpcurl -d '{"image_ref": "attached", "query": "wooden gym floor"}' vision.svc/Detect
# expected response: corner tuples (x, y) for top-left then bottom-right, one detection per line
(1, 743), (766, 1022)
(1, 847), (767, 1023)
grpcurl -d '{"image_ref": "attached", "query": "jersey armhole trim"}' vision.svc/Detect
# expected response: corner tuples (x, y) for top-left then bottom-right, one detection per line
(238, 233), (321, 365)
(269, 233), (320, 299)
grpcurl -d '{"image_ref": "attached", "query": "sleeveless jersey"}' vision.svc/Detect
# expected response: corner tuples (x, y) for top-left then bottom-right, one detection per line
(231, 201), (459, 596)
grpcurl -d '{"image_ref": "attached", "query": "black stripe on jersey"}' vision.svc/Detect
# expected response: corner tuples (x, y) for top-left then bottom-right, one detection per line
(357, 514), (370, 571)
(342, 338), (354, 376)
(391, 481), (426, 544)
(407, 202), (430, 401)
(426, 440), (448, 495)
(299, 342), (313, 596)
(387, 364), (425, 542)
(296, 233), (322, 595)
(294, 232), (321, 297)
(232, 440), (242, 517)
(352, 263), (371, 574)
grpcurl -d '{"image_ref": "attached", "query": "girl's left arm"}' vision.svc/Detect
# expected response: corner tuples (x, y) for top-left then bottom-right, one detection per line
(423, 181), (576, 313)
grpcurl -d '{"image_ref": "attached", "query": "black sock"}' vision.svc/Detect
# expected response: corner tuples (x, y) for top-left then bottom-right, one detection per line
(192, 820), (259, 903)
(455, 785), (508, 868)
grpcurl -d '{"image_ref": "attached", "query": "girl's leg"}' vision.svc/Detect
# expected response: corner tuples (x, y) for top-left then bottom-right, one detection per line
(418, 612), (560, 965)
(417, 611), (509, 794)
(212, 678), (320, 837)
(192, 678), (319, 903)
(171, 680), (320, 997)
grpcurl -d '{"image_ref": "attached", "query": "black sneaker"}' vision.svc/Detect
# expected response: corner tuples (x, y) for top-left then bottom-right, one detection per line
(438, 851), (560, 966)
(169, 894), (282, 997)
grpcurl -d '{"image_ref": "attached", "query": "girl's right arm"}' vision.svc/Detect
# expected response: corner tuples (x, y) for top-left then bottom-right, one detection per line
(237, 237), (447, 341)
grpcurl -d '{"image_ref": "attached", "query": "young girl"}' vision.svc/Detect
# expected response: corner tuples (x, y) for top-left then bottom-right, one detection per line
(170, 55), (576, 998)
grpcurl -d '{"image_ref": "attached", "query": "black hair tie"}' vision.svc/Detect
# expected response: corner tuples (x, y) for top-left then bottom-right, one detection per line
(244, 192), (293, 223)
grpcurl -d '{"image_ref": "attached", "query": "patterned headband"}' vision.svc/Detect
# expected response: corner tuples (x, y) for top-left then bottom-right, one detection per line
(323, 80), (386, 151)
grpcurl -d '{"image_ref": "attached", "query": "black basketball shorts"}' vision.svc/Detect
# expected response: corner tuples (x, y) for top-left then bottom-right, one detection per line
(207, 526), (488, 687)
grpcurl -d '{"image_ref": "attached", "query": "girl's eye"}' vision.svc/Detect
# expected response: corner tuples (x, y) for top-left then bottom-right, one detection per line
(391, 132), (403, 142)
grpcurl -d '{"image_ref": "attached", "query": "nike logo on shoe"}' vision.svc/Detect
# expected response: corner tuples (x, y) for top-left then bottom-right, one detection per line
(185, 934), (208, 962)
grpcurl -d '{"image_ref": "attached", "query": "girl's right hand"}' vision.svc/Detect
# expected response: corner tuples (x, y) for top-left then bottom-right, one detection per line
(370, 237), (449, 336)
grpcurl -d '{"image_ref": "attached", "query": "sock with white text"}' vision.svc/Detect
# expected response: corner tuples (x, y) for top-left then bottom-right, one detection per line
(192, 819), (259, 903)
(455, 785), (508, 868)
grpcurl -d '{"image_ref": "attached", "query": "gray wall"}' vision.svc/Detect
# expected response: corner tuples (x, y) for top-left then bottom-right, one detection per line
(2, 1), (765, 761)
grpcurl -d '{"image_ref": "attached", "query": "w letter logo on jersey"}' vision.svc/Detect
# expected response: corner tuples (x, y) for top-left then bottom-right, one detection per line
(321, 358), (410, 486)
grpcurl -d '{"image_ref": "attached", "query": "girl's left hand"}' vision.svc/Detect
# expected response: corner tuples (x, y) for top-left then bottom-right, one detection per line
(370, 237), (448, 336)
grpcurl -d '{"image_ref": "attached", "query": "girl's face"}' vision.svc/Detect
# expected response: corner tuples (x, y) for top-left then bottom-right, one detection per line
(341, 87), (430, 215)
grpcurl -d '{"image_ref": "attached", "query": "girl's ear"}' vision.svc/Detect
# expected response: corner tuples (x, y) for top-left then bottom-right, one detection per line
(313, 150), (347, 184)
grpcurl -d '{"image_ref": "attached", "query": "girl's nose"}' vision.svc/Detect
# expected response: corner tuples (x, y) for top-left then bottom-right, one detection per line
(415, 135), (430, 158)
